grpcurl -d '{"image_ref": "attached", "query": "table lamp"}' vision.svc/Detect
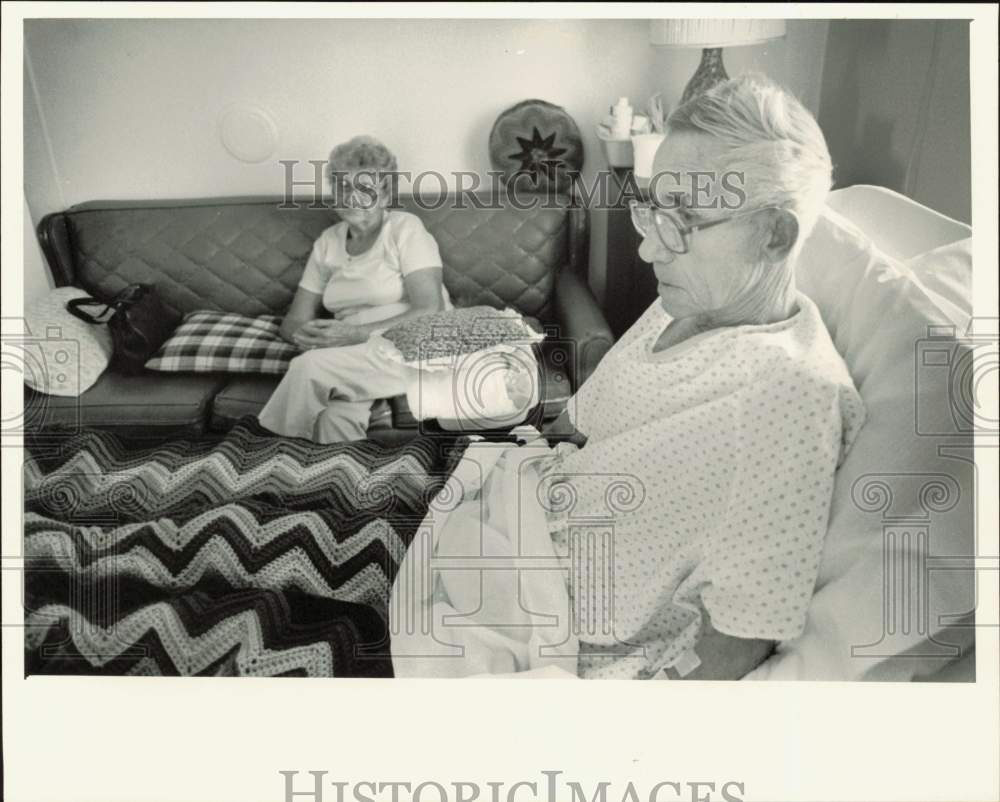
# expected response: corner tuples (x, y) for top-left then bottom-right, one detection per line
(650, 19), (786, 105)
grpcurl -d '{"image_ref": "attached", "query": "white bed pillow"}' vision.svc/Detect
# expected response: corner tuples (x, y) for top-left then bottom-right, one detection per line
(905, 238), (972, 330)
(22, 286), (113, 396)
(744, 207), (976, 681)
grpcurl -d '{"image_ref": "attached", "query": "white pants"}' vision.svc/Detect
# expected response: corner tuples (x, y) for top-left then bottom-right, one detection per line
(258, 339), (416, 443)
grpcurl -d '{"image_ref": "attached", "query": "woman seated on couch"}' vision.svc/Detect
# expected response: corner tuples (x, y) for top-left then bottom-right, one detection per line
(258, 135), (451, 443)
(391, 74), (867, 680)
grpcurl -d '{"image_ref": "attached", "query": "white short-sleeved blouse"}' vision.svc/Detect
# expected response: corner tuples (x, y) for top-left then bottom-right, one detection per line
(298, 210), (451, 326)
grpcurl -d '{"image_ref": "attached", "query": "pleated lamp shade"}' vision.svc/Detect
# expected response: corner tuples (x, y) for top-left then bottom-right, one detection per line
(650, 19), (786, 48)
(650, 19), (786, 105)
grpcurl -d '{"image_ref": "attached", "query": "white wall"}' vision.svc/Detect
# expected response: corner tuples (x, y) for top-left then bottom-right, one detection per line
(23, 195), (53, 301)
(23, 17), (829, 305)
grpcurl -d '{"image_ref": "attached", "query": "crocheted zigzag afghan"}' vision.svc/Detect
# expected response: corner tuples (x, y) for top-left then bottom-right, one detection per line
(23, 419), (468, 677)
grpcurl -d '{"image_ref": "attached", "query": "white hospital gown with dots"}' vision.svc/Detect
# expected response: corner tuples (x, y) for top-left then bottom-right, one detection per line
(541, 291), (866, 679)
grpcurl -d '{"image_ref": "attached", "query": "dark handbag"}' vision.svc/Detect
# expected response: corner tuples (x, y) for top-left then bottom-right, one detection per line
(67, 284), (181, 374)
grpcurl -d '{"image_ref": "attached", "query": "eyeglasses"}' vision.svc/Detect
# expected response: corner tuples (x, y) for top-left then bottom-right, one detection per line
(629, 200), (763, 255)
(330, 174), (385, 210)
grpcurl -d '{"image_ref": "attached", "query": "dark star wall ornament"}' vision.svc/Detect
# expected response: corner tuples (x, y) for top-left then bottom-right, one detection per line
(489, 99), (584, 196)
(507, 127), (568, 182)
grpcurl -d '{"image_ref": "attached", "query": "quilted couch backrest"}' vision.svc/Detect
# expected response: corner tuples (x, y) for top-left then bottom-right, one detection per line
(42, 194), (587, 321)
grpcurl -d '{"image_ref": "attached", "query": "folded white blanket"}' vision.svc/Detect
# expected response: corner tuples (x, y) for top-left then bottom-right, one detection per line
(390, 433), (579, 678)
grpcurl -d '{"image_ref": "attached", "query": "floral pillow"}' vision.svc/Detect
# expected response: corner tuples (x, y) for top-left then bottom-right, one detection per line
(23, 286), (114, 396)
(376, 306), (544, 368)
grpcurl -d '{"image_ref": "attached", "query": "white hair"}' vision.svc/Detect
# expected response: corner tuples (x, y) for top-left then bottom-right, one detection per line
(328, 135), (398, 179)
(657, 76), (833, 328)
(667, 74), (833, 249)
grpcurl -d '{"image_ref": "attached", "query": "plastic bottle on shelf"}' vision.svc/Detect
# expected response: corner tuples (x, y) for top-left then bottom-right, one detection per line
(610, 97), (633, 140)
(630, 114), (651, 135)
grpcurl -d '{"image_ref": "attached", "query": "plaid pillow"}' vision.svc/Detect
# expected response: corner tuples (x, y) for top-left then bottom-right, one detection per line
(145, 311), (299, 374)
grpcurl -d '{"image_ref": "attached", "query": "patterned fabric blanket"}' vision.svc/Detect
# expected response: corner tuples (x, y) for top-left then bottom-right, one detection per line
(23, 419), (468, 677)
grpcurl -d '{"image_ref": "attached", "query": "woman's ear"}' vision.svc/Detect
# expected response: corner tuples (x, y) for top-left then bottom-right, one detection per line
(761, 208), (800, 263)
(377, 175), (394, 209)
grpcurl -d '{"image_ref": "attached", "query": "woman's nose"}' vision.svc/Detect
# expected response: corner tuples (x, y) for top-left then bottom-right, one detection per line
(638, 232), (672, 265)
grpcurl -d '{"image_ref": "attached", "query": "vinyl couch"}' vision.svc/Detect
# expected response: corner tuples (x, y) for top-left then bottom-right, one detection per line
(28, 193), (613, 442)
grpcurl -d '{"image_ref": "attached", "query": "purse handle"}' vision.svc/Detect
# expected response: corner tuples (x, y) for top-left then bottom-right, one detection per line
(66, 297), (114, 324)
(66, 284), (147, 324)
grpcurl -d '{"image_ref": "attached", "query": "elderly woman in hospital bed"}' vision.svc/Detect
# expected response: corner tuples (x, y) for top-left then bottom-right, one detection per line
(390, 75), (866, 680)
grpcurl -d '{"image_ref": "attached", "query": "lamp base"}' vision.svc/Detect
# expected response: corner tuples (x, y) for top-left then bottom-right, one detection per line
(680, 47), (729, 106)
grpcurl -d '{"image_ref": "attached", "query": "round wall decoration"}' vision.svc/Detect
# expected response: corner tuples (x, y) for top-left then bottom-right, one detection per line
(218, 104), (279, 164)
(488, 99), (584, 194)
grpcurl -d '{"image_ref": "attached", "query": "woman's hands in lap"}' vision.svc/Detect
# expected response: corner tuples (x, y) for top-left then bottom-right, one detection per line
(292, 319), (369, 350)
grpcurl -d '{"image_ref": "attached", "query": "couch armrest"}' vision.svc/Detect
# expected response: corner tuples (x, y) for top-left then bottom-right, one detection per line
(37, 212), (77, 287)
(553, 269), (614, 390)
